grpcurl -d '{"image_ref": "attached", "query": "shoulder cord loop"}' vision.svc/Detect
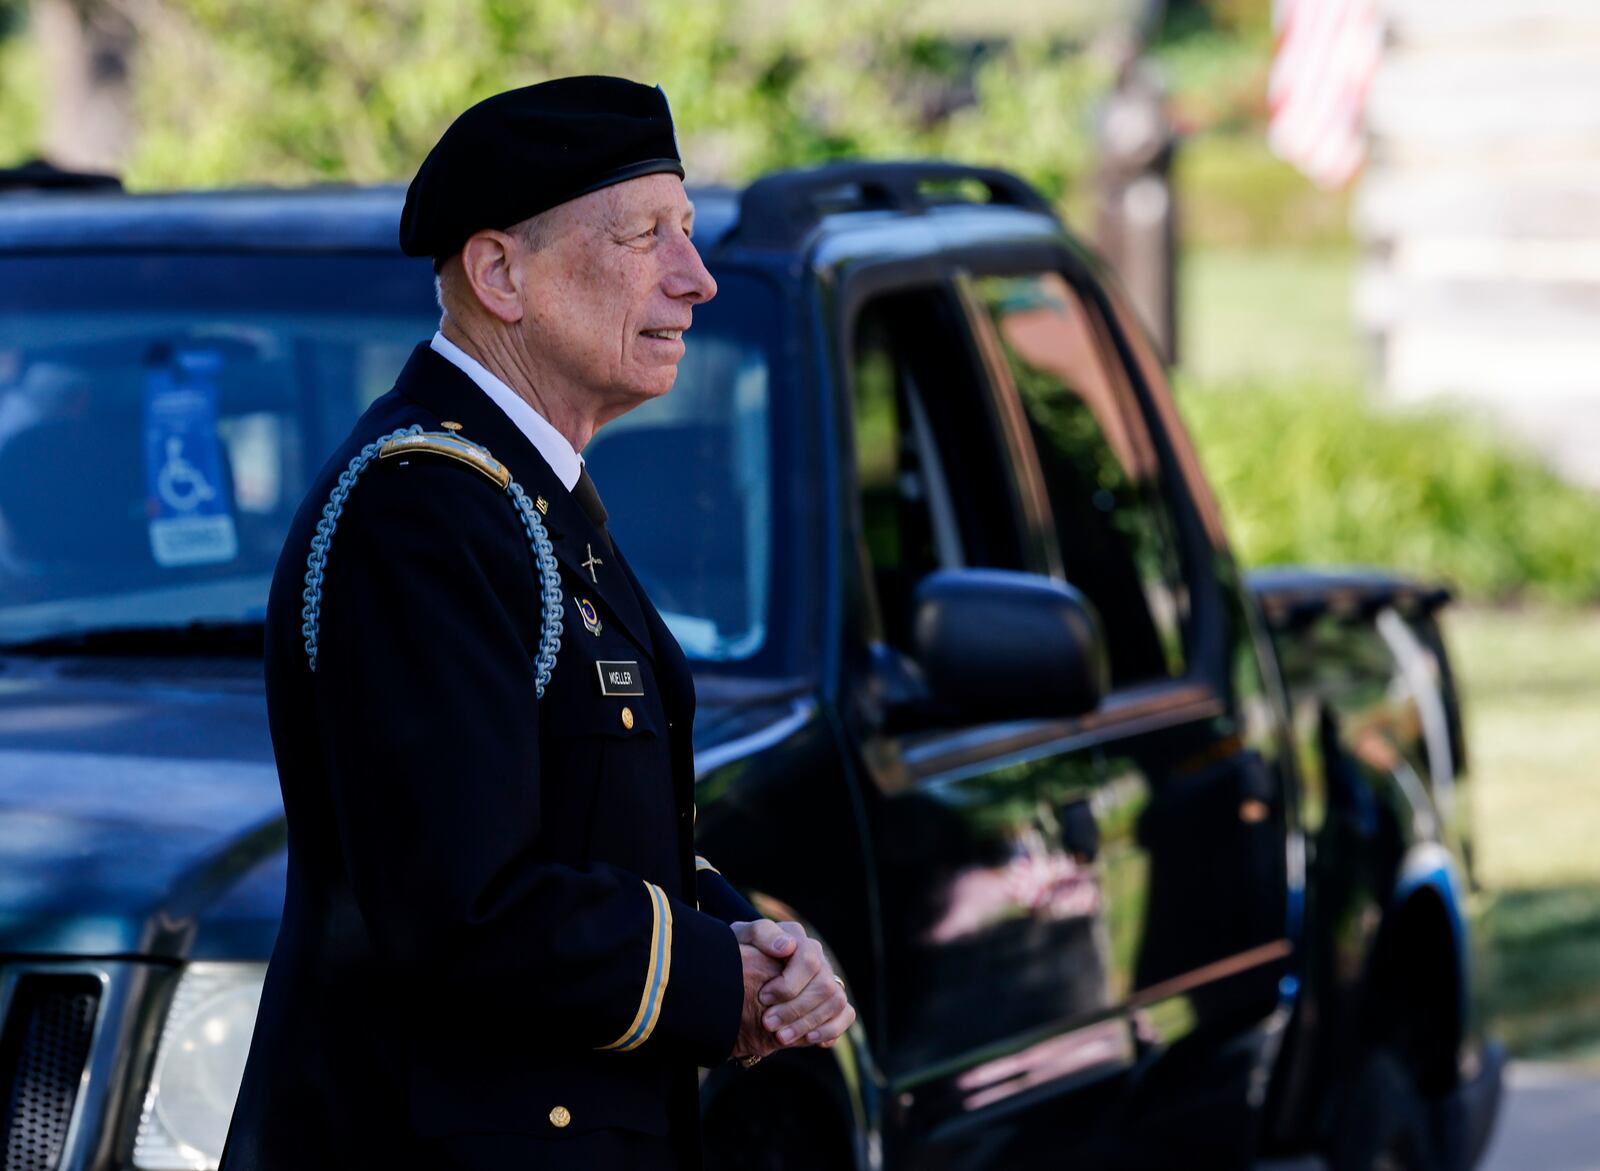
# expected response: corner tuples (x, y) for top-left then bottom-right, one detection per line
(301, 426), (565, 695)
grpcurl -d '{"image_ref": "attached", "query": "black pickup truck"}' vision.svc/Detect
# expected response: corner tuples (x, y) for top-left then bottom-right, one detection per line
(0, 162), (1500, 1171)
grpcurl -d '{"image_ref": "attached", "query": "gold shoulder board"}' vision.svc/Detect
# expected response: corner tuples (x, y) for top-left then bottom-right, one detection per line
(377, 431), (511, 490)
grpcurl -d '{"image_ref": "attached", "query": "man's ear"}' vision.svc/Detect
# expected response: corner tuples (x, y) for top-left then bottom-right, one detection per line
(459, 230), (525, 324)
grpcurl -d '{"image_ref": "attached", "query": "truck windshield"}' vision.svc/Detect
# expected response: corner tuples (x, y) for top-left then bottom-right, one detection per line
(0, 253), (781, 665)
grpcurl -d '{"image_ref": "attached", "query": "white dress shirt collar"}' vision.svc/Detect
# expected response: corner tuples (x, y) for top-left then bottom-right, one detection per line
(429, 330), (583, 491)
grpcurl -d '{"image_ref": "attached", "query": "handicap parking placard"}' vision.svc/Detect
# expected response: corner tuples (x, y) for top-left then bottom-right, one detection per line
(143, 348), (239, 568)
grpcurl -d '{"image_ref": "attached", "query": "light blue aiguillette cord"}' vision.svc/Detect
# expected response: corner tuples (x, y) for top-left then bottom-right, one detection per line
(300, 426), (564, 695)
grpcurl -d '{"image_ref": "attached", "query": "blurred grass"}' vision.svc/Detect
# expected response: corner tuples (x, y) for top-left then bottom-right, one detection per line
(0, 28), (42, 168)
(1176, 136), (1355, 252)
(1179, 245), (1362, 385)
(1448, 606), (1600, 898)
(1447, 608), (1600, 1061)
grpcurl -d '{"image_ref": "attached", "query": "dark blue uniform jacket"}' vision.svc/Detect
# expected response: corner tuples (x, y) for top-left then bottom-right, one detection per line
(221, 343), (759, 1170)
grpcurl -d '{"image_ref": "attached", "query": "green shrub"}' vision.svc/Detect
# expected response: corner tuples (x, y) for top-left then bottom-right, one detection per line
(1174, 134), (1353, 250)
(1177, 379), (1600, 604)
(12, 0), (1104, 195)
(0, 27), (41, 168)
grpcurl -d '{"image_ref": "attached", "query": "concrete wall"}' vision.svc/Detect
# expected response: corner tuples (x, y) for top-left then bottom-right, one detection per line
(1357, 0), (1600, 486)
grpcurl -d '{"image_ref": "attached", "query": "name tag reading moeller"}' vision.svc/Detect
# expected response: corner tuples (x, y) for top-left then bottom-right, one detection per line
(596, 661), (644, 697)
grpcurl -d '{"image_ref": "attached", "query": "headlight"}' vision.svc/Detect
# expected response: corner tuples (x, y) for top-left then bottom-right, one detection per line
(133, 963), (265, 1171)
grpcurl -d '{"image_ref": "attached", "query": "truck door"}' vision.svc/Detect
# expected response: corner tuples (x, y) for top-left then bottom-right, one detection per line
(960, 266), (1294, 1164)
(845, 283), (1134, 1168)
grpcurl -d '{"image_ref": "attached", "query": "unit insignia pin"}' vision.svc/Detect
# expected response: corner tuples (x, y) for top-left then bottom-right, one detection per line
(578, 597), (603, 637)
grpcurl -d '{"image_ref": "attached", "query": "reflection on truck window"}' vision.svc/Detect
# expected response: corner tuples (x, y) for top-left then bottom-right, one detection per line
(0, 256), (782, 664)
(850, 287), (1023, 652)
(974, 272), (1188, 687)
(584, 288), (776, 662)
(0, 254), (441, 650)
(853, 311), (945, 649)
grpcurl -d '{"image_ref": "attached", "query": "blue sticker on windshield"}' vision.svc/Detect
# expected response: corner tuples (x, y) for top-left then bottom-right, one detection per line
(143, 348), (239, 568)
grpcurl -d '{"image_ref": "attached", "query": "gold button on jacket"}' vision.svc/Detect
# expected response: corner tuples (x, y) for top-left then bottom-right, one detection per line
(548, 1104), (571, 1129)
(621, 706), (635, 730)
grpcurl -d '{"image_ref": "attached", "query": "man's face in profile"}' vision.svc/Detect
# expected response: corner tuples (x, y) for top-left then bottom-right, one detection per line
(517, 172), (717, 431)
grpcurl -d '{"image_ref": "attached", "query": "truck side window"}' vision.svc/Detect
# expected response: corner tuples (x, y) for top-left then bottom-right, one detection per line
(850, 288), (1020, 652)
(972, 272), (1188, 686)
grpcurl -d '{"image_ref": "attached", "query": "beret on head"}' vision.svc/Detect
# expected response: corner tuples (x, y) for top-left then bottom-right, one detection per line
(399, 75), (684, 263)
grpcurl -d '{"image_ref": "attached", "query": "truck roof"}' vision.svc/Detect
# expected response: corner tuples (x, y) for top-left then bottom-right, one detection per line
(0, 161), (1054, 257)
(0, 183), (746, 255)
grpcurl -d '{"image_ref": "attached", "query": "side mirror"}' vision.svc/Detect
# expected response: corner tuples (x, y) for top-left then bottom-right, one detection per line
(911, 569), (1109, 723)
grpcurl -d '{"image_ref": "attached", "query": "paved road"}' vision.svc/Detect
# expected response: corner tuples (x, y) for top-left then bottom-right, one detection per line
(1479, 1062), (1600, 1171)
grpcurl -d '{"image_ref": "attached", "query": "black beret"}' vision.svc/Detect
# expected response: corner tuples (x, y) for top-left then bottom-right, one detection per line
(399, 75), (684, 262)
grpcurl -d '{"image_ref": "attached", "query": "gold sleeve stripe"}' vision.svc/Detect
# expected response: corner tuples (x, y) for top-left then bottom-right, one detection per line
(599, 881), (673, 1052)
(694, 855), (721, 875)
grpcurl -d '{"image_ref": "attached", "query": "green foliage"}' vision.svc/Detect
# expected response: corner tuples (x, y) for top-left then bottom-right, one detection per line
(1450, 606), (1600, 1058)
(1175, 133), (1352, 249)
(1160, 0), (1272, 39)
(1477, 885), (1600, 1060)
(1154, 6), (1351, 250)
(111, 0), (1107, 197)
(1179, 379), (1600, 603)
(0, 21), (42, 166)
(1178, 244), (1361, 383)
(0, 0), (24, 39)
(1153, 14), (1270, 130)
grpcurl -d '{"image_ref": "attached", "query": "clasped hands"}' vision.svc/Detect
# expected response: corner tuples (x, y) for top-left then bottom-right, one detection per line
(730, 920), (856, 1063)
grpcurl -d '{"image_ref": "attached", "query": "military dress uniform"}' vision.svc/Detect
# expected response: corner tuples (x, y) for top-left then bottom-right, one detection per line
(220, 338), (760, 1171)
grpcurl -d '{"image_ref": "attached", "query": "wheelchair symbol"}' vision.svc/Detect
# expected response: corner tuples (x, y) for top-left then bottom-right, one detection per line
(155, 436), (217, 513)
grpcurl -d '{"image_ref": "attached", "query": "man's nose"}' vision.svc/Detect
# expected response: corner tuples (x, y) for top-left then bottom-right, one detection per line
(665, 236), (717, 304)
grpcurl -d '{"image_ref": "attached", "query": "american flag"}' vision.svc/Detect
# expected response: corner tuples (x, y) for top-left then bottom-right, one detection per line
(1267, 0), (1386, 189)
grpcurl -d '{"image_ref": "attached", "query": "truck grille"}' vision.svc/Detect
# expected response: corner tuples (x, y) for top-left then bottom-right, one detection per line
(0, 975), (101, 1171)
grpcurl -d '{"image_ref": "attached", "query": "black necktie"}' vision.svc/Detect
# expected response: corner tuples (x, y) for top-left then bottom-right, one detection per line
(571, 467), (613, 554)
(573, 466), (651, 652)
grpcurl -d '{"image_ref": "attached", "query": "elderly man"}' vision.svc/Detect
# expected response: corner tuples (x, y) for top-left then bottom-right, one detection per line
(221, 76), (853, 1171)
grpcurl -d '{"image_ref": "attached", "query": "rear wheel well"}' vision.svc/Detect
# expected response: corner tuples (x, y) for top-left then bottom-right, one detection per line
(1361, 885), (1461, 1097)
